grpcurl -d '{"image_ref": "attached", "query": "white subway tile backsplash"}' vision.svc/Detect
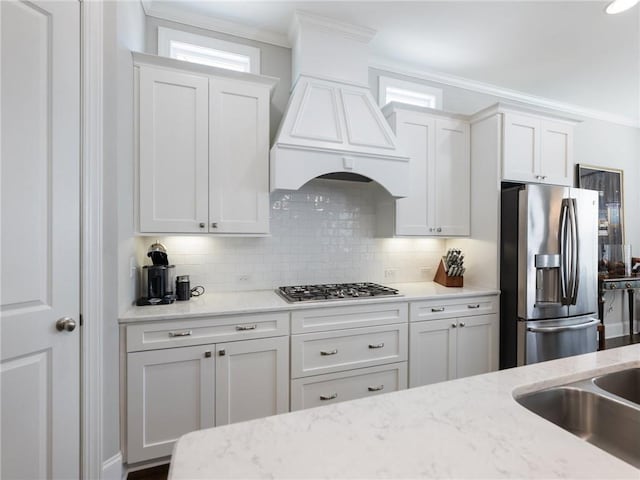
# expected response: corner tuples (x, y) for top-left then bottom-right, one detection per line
(138, 179), (446, 292)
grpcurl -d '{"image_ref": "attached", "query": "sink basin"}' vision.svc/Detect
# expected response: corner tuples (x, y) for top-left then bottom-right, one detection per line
(594, 368), (640, 406)
(516, 386), (640, 468)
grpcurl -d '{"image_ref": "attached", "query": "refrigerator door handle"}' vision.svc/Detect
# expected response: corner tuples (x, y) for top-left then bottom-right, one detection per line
(559, 199), (570, 304)
(526, 317), (600, 333)
(569, 198), (580, 305)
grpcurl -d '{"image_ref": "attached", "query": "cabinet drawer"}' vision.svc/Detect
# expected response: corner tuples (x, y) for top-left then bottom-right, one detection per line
(291, 324), (408, 378)
(291, 302), (408, 334)
(410, 295), (497, 322)
(126, 312), (290, 352)
(291, 362), (407, 411)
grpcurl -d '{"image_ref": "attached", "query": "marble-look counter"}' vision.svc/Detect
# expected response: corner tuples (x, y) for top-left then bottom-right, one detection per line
(169, 344), (640, 479)
(119, 282), (499, 323)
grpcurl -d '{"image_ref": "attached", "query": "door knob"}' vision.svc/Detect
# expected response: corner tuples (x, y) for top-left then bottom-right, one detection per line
(56, 317), (76, 332)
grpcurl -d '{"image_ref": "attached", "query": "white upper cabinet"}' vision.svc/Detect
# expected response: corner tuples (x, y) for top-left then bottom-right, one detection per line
(380, 103), (470, 237)
(502, 110), (574, 186)
(135, 53), (277, 235)
(138, 67), (209, 233)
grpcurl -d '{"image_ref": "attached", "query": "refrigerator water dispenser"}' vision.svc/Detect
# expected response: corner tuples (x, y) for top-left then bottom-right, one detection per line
(535, 254), (561, 305)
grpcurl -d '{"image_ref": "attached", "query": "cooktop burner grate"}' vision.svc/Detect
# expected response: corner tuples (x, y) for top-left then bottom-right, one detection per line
(276, 282), (400, 303)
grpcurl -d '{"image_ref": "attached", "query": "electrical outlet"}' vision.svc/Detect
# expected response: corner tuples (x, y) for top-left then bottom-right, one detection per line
(237, 274), (251, 283)
(384, 268), (397, 279)
(420, 266), (433, 277)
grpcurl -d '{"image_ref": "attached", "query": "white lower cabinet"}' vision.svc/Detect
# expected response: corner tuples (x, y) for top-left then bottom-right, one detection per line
(126, 330), (289, 464)
(290, 303), (409, 411)
(291, 362), (408, 411)
(215, 336), (289, 426)
(408, 296), (499, 388)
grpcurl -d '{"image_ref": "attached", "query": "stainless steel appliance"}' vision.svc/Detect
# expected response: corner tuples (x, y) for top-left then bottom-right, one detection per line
(277, 283), (400, 303)
(500, 184), (599, 368)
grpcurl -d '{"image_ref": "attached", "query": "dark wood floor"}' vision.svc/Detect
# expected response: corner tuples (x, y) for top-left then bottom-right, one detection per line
(127, 463), (169, 480)
(605, 332), (640, 349)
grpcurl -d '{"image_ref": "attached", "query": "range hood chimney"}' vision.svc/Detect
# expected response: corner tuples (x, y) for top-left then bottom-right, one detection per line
(270, 12), (410, 197)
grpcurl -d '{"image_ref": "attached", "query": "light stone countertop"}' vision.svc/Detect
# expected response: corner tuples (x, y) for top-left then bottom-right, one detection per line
(169, 344), (640, 479)
(119, 282), (500, 323)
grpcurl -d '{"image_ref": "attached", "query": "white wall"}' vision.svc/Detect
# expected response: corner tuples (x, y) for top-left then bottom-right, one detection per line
(104, 0), (146, 471)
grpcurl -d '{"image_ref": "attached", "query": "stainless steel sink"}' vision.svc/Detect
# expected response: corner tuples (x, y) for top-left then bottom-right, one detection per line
(594, 368), (640, 406)
(515, 368), (640, 468)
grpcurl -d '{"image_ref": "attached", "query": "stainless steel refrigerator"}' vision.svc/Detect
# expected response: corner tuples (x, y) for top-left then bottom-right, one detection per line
(500, 184), (599, 368)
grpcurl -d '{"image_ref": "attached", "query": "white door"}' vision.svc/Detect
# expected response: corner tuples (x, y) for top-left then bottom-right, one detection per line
(127, 345), (215, 463)
(215, 336), (289, 426)
(408, 320), (457, 388)
(502, 112), (540, 183)
(456, 314), (499, 379)
(1, 1), (80, 478)
(539, 120), (573, 186)
(209, 78), (270, 234)
(138, 66), (209, 233)
(393, 111), (434, 236)
(434, 118), (470, 236)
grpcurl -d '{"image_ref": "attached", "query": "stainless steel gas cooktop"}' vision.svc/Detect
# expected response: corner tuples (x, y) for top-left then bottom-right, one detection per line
(276, 282), (401, 303)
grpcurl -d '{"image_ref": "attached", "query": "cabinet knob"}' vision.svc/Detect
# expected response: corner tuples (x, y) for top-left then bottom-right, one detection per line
(459, 322), (466, 327)
(199, 222), (205, 228)
(219, 349), (226, 356)
(436, 227), (442, 233)
(204, 351), (212, 358)
(211, 222), (218, 228)
(451, 323), (457, 328)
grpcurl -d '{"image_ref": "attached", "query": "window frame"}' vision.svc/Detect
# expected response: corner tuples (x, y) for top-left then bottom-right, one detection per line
(378, 76), (443, 110)
(157, 26), (261, 74)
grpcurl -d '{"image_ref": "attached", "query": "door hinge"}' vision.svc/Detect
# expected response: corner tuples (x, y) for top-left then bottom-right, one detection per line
(79, 314), (83, 326)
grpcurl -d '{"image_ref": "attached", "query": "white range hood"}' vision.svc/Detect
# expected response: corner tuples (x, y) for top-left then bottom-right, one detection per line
(270, 12), (410, 198)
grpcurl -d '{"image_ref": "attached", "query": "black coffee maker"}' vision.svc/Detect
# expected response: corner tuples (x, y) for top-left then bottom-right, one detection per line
(136, 242), (176, 306)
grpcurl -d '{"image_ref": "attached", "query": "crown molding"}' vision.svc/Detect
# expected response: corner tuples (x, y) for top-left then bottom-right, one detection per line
(141, 0), (290, 48)
(289, 10), (376, 45)
(370, 55), (640, 129)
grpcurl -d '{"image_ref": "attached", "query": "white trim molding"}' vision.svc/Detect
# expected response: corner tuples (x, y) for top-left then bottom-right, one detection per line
(81, 0), (105, 478)
(370, 55), (640, 129)
(102, 452), (124, 480)
(141, 0), (289, 47)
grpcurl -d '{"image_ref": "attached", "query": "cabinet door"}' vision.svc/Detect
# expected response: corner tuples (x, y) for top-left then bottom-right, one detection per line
(409, 319), (456, 388)
(209, 79), (270, 234)
(127, 345), (214, 463)
(393, 111), (435, 235)
(215, 336), (289, 426)
(502, 113), (540, 183)
(455, 313), (499, 379)
(539, 120), (573, 186)
(434, 118), (470, 236)
(139, 66), (209, 233)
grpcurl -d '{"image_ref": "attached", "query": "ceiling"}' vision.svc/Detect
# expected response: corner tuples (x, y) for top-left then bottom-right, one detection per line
(144, 1), (640, 124)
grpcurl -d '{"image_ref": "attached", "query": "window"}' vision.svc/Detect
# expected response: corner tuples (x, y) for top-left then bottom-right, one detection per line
(158, 27), (261, 74)
(378, 76), (443, 109)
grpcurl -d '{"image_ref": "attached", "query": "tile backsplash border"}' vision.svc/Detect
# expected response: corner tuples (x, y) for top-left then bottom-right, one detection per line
(136, 179), (446, 293)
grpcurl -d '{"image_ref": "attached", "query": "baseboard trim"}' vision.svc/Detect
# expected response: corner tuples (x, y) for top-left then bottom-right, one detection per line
(102, 452), (123, 480)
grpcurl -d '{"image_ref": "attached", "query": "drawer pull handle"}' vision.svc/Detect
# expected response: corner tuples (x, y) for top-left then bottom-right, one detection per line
(235, 324), (258, 331)
(320, 349), (338, 356)
(368, 385), (384, 392)
(431, 307), (445, 312)
(320, 393), (338, 401)
(168, 330), (192, 337)
(467, 304), (480, 309)
(368, 343), (385, 349)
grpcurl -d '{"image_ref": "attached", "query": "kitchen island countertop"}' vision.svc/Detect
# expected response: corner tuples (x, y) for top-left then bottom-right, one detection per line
(119, 281), (499, 323)
(169, 344), (640, 479)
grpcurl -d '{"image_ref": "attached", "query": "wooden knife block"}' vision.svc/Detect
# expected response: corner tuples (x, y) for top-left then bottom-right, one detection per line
(434, 259), (463, 287)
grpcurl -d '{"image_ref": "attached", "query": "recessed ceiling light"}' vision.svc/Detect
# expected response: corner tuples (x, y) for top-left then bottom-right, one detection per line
(605, 0), (639, 14)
